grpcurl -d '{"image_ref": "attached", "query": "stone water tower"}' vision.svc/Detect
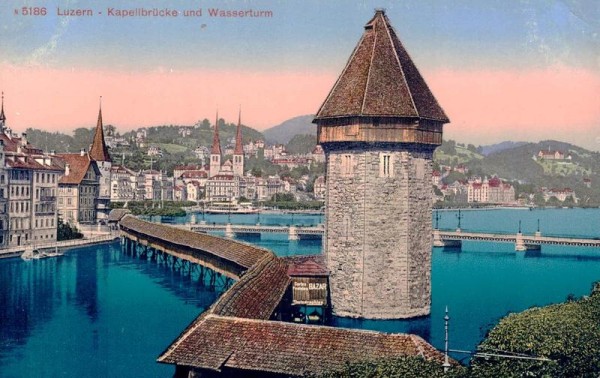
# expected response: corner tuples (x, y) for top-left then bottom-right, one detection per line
(313, 10), (449, 319)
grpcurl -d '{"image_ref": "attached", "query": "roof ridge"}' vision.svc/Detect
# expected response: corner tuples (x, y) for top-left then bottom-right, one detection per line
(410, 334), (426, 358)
(360, 16), (379, 115)
(383, 14), (419, 118)
(314, 33), (367, 120)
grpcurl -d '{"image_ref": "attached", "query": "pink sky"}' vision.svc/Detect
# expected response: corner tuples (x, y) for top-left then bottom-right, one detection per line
(1, 64), (599, 150)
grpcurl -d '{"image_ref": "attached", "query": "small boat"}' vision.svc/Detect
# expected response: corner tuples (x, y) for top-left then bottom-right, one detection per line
(21, 247), (63, 260)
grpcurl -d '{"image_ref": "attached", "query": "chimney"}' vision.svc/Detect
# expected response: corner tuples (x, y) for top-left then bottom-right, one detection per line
(50, 150), (55, 156)
(21, 132), (27, 147)
(65, 163), (70, 176)
(80, 148), (86, 156)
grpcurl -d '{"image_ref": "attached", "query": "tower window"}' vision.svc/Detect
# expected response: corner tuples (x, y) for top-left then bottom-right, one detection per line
(341, 155), (353, 176)
(380, 153), (393, 177)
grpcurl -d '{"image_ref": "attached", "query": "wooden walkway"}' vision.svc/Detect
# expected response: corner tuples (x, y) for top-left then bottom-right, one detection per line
(119, 216), (274, 280)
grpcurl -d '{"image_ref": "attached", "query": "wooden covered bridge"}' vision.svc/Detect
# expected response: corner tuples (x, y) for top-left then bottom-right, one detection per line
(115, 214), (451, 377)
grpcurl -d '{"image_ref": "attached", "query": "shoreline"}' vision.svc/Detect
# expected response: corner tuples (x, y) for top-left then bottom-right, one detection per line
(0, 233), (120, 260)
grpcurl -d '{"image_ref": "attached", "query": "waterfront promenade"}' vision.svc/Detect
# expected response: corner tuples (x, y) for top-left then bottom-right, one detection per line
(0, 231), (120, 259)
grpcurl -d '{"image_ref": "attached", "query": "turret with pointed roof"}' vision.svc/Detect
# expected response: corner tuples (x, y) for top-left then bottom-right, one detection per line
(89, 100), (112, 162)
(209, 111), (222, 178)
(314, 9), (448, 146)
(315, 10), (448, 320)
(0, 92), (6, 130)
(233, 108), (244, 176)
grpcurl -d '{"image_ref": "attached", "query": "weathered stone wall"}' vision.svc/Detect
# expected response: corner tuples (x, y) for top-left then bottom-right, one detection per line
(323, 143), (433, 319)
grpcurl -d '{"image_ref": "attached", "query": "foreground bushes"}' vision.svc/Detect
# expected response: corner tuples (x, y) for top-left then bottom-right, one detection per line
(315, 282), (600, 378)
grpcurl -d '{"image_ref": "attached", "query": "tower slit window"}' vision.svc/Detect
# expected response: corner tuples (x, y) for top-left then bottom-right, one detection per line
(380, 153), (393, 177)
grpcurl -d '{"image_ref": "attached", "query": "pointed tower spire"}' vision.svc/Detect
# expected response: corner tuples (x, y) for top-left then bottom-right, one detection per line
(209, 110), (222, 178)
(233, 106), (244, 176)
(89, 96), (112, 162)
(234, 106), (243, 155)
(211, 110), (222, 155)
(0, 91), (6, 126)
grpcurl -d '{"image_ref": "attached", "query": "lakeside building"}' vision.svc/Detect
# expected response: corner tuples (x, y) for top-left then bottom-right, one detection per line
(56, 151), (100, 225)
(467, 177), (515, 204)
(88, 104), (112, 221)
(142, 169), (173, 201)
(542, 187), (577, 203)
(110, 165), (144, 201)
(0, 95), (64, 247)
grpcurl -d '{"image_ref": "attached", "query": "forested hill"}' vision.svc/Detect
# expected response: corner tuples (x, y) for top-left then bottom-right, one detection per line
(24, 118), (265, 155)
(262, 115), (315, 144)
(435, 139), (600, 204)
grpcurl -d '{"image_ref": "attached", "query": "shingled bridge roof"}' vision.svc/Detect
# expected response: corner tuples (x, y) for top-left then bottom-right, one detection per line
(159, 314), (447, 376)
(119, 214), (450, 375)
(119, 215), (270, 270)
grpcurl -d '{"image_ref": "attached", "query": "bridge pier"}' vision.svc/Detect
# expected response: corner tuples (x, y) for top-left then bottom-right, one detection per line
(288, 226), (299, 241)
(515, 232), (541, 251)
(433, 229), (462, 249)
(225, 223), (234, 239)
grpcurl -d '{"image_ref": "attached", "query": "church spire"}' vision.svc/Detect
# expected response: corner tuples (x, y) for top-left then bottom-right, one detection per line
(211, 110), (222, 155)
(0, 91), (6, 125)
(89, 96), (112, 162)
(209, 110), (222, 178)
(234, 107), (243, 155)
(232, 107), (244, 177)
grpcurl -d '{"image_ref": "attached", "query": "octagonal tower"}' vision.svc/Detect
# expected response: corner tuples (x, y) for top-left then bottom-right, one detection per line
(313, 10), (449, 319)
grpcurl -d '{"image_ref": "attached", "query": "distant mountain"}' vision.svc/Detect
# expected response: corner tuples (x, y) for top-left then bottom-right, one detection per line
(478, 141), (528, 156)
(263, 115), (315, 144)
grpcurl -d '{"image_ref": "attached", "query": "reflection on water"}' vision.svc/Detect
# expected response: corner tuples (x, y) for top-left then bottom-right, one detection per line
(0, 242), (224, 377)
(0, 208), (599, 375)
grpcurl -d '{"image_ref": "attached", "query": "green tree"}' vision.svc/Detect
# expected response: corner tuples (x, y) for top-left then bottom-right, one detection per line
(470, 282), (600, 378)
(286, 134), (318, 154)
(533, 192), (546, 206)
(562, 195), (576, 207)
(57, 217), (83, 241)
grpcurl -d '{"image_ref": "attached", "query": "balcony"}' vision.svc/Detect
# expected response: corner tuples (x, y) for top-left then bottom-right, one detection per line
(40, 196), (56, 202)
(35, 211), (56, 216)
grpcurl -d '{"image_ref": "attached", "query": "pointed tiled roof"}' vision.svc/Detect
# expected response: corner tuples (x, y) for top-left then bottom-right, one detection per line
(0, 92), (6, 122)
(315, 10), (449, 123)
(211, 110), (222, 155)
(56, 153), (99, 184)
(234, 108), (243, 155)
(89, 102), (112, 162)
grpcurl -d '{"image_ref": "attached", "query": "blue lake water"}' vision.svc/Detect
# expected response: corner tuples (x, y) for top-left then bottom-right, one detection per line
(0, 208), (599, 375)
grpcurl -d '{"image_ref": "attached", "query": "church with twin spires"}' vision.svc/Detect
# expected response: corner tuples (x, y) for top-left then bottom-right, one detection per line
(206, 110), (245, 201)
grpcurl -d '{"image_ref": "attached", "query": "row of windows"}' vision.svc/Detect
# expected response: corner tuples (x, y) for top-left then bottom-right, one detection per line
(37, 188), (56, 199)
(10, 218), (30, 230)
(35, 172), (56, 184)
(34, 233), (54, 240)
(35, 218), (55, 228)
(58, 197), (73, 206)
(11, 170), (30, 181)
(10, 201), (30, 214)
(35, 203), (56, 214)
(10, 185), (30, 198)
(338, 153), (426, 179)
